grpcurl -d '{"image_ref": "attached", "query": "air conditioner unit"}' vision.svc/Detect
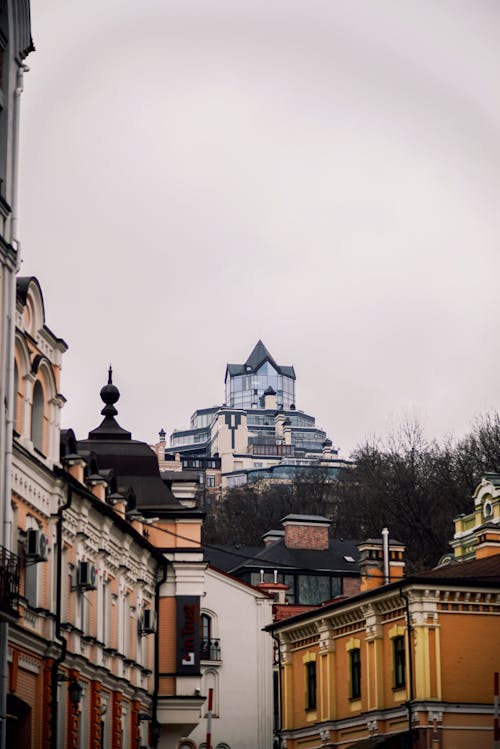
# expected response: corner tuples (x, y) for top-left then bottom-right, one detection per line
(139, 609), (157, 636)
(25, 529), (48, 562)
(77, 561), (97, 591)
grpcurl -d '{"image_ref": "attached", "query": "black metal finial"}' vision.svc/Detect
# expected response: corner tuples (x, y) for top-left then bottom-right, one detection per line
(100, 366), (120, 416)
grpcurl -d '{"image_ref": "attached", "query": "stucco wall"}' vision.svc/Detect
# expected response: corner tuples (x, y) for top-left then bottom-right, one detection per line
(188, 568), (274, 749)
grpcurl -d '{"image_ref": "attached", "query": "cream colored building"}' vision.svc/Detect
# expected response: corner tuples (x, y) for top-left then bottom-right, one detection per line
(188, 566), (274, 749)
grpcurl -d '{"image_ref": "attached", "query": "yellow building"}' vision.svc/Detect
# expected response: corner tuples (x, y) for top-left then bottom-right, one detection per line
(269, 478), (500, 748)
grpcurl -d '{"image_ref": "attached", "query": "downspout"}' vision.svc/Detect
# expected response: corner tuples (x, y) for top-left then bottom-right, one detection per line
(271, 632), (283, 749)
(0, 61), (29, 749)
(400, 586), (415, 748)
(151, 560), (168, 748)
(50, 486), (73, 749)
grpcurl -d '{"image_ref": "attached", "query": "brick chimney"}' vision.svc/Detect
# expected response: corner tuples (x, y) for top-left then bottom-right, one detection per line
(262, 529), (285, 547)
(358, 530), (405, 592)
(282, 514), (331, 551)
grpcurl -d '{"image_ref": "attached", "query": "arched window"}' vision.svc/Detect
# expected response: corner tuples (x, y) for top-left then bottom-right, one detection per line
(31, 380), (44, 453)
(13, 363), (18, 431)
(201, 613), (220, 660)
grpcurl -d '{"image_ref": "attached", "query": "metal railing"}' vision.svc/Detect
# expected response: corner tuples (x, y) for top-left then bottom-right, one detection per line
(0, 545), (20, 618)
(200, 638), (221, 661)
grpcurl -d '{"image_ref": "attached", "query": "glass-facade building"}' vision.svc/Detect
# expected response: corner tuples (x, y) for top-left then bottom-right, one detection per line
(224, 340), (296, 410)
(225, 361), (296, 410)
(166, 341), (340, 476)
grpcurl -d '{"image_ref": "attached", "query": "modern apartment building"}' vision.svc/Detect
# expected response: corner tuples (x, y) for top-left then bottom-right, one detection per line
(154, 341), (348, 490)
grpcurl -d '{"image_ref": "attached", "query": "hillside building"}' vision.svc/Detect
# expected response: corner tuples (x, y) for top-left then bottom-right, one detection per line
(153, 341), (348, 492)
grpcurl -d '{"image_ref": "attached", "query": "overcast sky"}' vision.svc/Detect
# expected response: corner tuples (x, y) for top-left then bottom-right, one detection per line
(18, 0), (500, 456)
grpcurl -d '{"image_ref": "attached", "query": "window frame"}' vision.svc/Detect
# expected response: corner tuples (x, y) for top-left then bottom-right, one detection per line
(304, 660), (317, 711)
(393, 635), (406, 689)
(349, 648), (361, 700)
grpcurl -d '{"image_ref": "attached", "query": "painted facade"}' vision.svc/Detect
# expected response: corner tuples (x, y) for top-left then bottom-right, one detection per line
(269, 479), (500, 748)
(187, 566), (274, 749)
(4, 277), (208, 749)
(7, 277), (163, 748)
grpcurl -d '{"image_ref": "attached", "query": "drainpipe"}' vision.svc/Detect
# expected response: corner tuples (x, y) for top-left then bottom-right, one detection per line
(271, 632), (283, 749)
(50, 487), (73, 749)
(151, 560), (168, 748)
(0, 61), (29, 749)
(400, 586), (415, 748)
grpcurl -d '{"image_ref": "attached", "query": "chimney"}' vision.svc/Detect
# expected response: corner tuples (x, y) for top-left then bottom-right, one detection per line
(86, 474), (107, 502)
(262, 529), (285, 547)
(322, 438), (333, 459)
(282, 514), (330, 551)
(256, 582), (288, 604)
(283, 418), (292, 446)
(274, 411), (285, 439)
(358, 531), (405, 592)
(263, 387), (277, 410)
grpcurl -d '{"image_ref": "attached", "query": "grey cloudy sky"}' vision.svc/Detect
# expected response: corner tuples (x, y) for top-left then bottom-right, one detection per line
(18, 0), (500, 456)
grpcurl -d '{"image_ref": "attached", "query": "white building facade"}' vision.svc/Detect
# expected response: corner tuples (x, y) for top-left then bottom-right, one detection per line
(188, 566), (274, 749)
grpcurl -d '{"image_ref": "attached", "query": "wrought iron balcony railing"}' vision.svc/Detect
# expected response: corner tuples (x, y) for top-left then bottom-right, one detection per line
(200, 638), (221, 661)
(0, 545), (20, 619)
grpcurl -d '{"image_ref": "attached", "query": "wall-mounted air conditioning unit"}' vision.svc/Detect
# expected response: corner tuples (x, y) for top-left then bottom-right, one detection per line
(77, 561), (97, 591)
(138, 609), (157, 636)
(25, 529), (48, 562)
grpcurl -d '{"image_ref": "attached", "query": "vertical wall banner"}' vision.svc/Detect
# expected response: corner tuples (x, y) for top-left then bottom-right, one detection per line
(176, 597), (200, 674)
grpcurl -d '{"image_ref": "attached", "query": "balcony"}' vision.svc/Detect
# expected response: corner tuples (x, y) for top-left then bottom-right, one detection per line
(200, 638), (221, 661)
(249, 443), (295, 458)
(0, 545), (20, 621)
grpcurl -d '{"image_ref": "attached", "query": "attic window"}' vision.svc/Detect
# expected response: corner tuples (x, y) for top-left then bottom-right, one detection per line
(344, 555), (355, 563)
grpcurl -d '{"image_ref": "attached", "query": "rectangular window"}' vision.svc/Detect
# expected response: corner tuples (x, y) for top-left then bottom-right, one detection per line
(25, 563), (37, 608)
(393, 636), (406, 689)
(305, 661), (317, 710)
(350, 648), (361, 699)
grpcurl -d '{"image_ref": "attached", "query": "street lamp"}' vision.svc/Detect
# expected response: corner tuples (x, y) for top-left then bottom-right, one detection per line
(57, 674), (83, 708)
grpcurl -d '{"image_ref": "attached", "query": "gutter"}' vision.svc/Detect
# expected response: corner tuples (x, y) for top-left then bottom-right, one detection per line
(0, 61), (29, 749)
(271, 631), (283, 749)
(50, 486), (73, 749)
(400, 585), (415, 747)
(151, 559), (168, 747)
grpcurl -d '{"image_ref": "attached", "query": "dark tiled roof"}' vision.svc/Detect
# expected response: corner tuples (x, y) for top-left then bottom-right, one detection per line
(413, 553), (500, 585)
(77, 438), (179, 510)
(273, 604), (318, 622)
(269, 553), (500, 632)
(202, 545), (264, 571)
(204, 538), (361, 575)
(76, 371), (180, 512)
